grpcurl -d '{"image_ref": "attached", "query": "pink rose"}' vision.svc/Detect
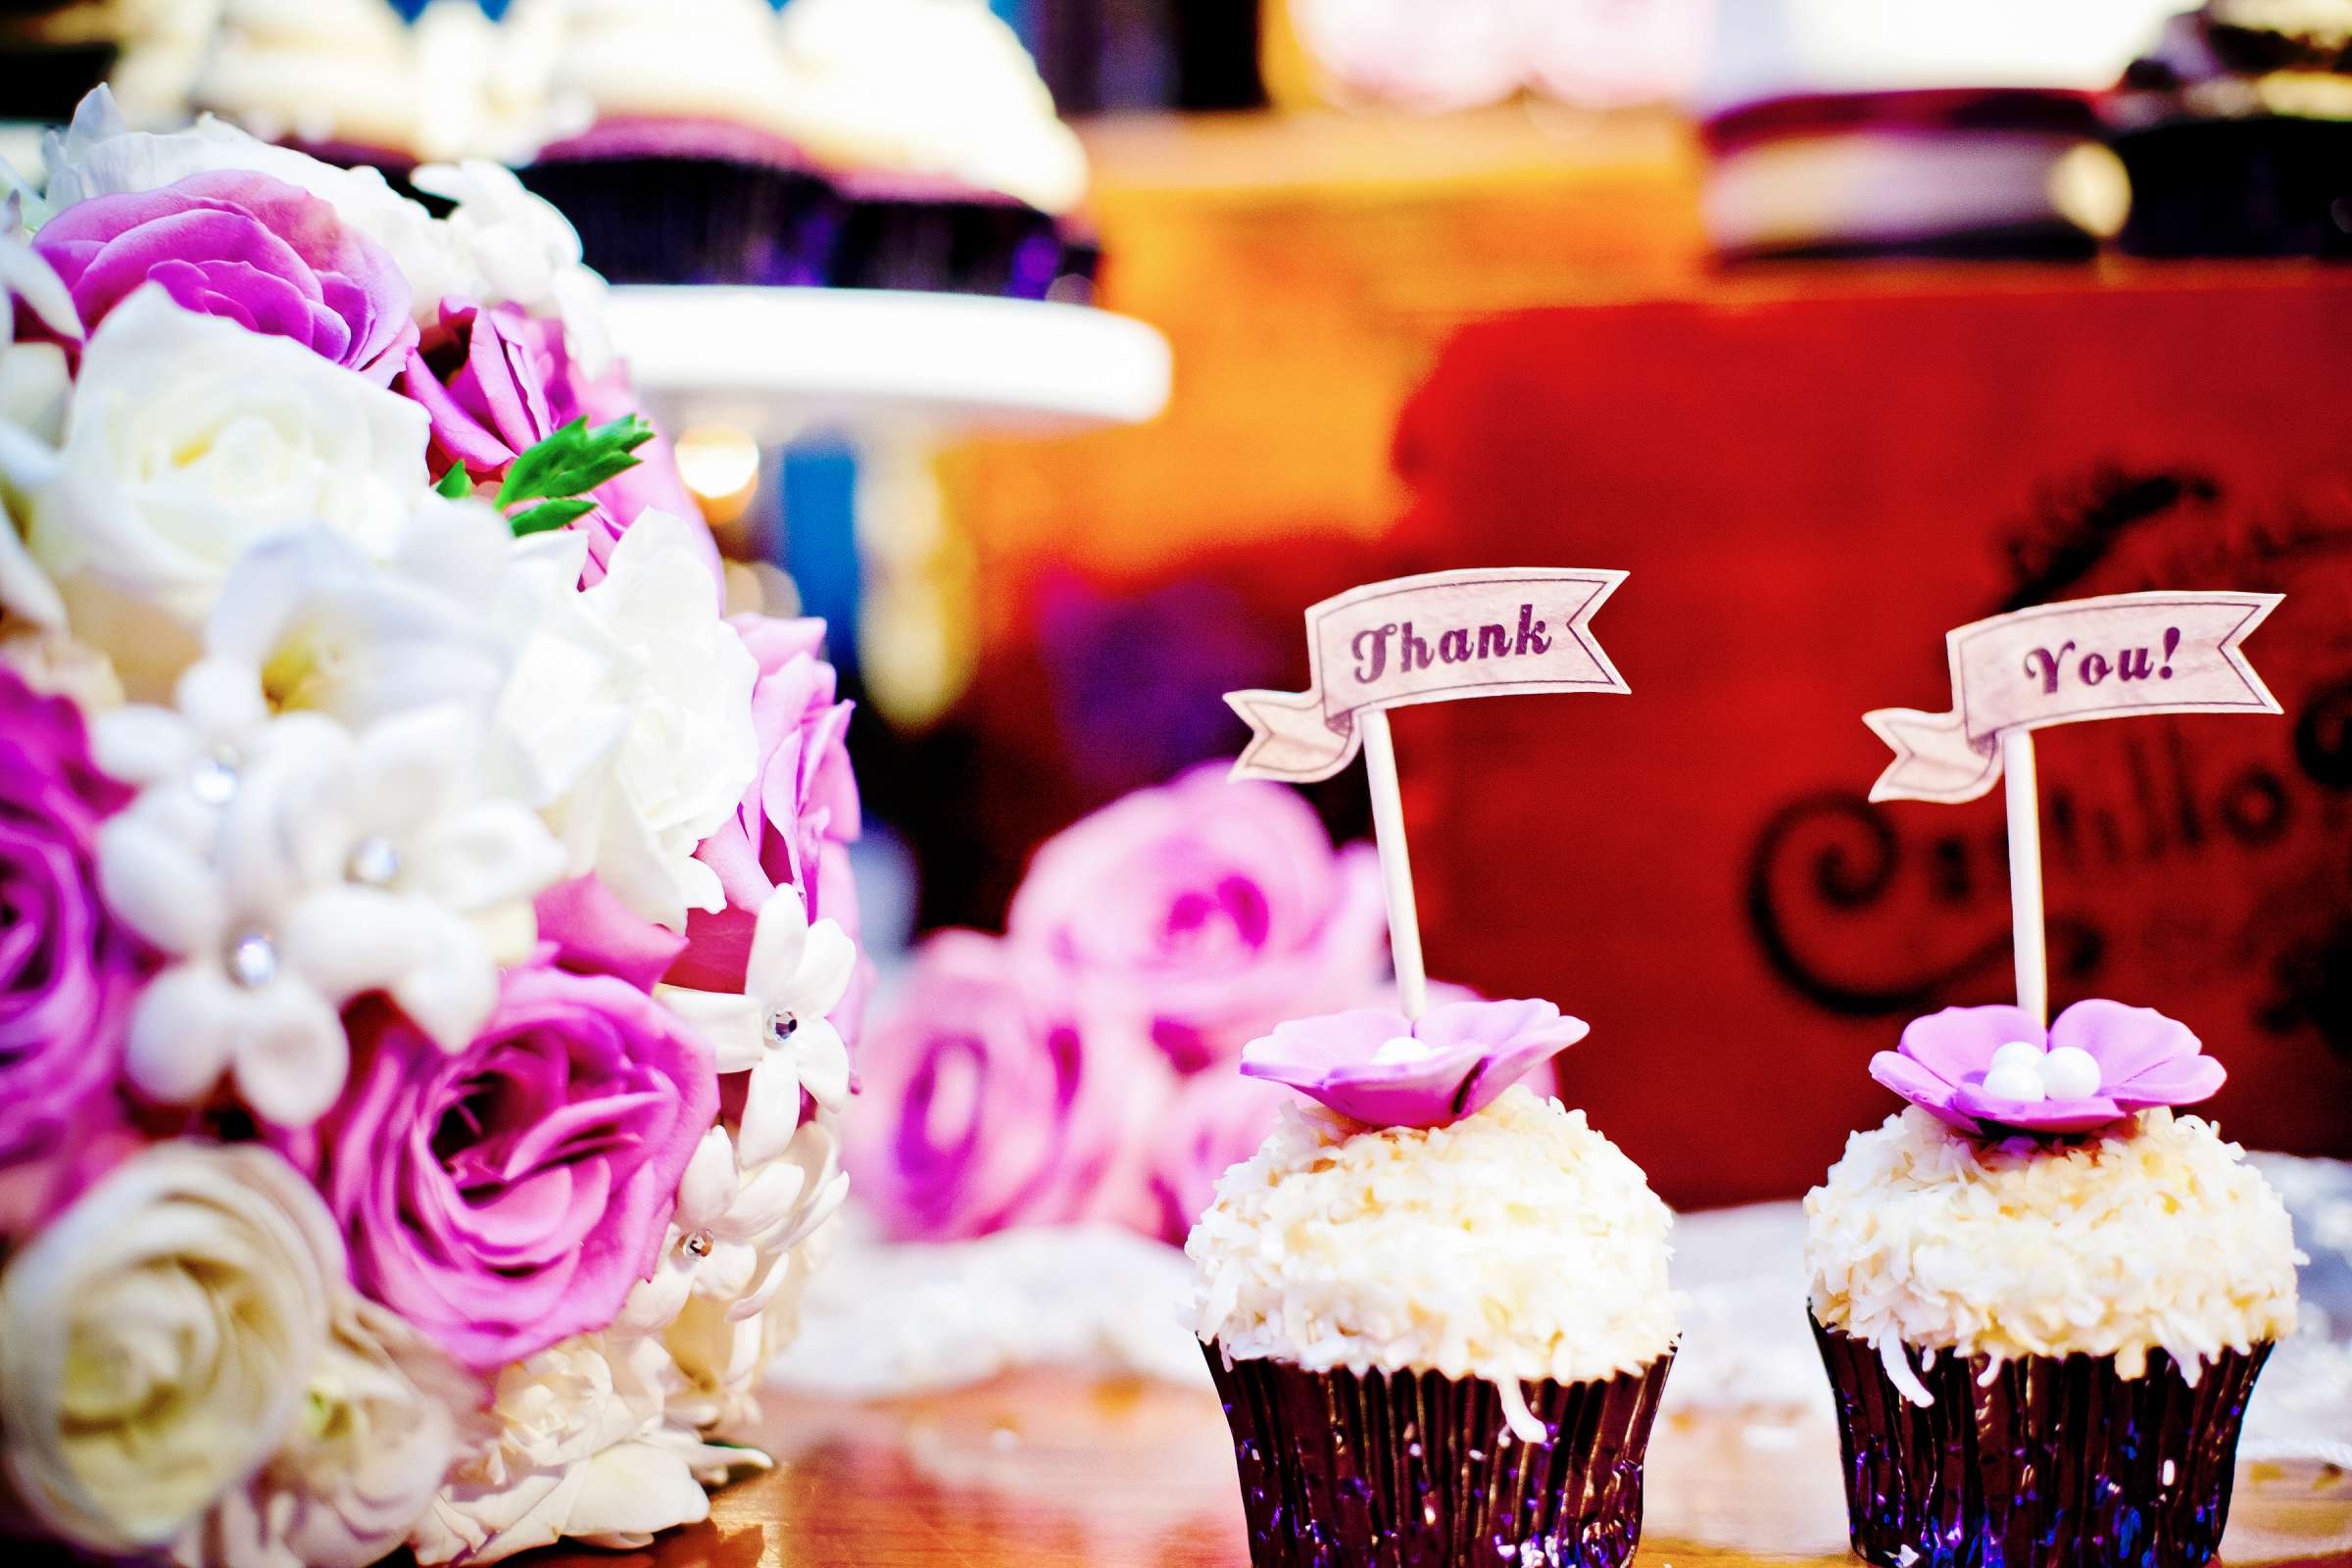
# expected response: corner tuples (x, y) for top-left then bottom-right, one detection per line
(1007, 763), (1390, 1071)
(32, 170), (414, 382)
(313, 966), (715, 1368)
(843, 931), (1164, 1242)
(0, 670), (147, 1169)
(673, 615), (868, 1040)
(399, 301), (717, 591)
(1144, 1069), (1293, 1246)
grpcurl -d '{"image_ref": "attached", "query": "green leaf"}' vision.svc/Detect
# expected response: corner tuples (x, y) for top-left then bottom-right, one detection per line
(495, 415), (656, 511)
(507, 498), (599, 537)
(434, 465), (472, 499)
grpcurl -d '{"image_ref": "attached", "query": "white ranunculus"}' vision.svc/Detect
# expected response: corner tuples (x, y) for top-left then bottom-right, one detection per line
(498, 511), (758, 932)
(0, 1145), (340, 1553)
(40, 87), (475, 326)
(174, 1296), (481, 1568)
(409, 1334), (760, 1566)
(0, 623), (124, 711)
(411, 159), (616, 376)
(28, 288), (430, 698)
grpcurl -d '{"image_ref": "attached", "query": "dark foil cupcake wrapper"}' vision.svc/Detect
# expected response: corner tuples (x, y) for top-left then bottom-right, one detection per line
(518, 157), (848, 288)
(1813, 1316), (2272, 1568)
(1203, 1345), (1672, 1568)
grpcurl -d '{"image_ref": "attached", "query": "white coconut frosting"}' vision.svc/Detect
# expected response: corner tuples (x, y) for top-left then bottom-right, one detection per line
(1187, 1086), (1677, 1440)
(193, 0), (462, 160)
(534, 0), (806, 145)
(1807, 1107), (2301, 1405)
(773, 0), (1088, 214)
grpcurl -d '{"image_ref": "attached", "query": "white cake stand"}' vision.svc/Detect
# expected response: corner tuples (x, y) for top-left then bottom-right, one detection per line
(604, 285), (1172, 443)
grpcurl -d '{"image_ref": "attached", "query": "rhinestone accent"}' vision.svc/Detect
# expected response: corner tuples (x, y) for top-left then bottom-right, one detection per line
(683, 1230), (713, 1257)
(188, 751), (239, 807)
(346, 836), (401, 887)
(764, 1008), (799, 1045)
(227, 931), (276, 988)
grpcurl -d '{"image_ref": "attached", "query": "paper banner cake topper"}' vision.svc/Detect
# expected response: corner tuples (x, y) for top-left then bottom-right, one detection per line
(1227, 567), (1629, 1019)
(1866, 589), (2282, 1027)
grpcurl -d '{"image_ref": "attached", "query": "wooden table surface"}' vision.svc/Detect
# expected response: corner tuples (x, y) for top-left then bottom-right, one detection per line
(520, 1371), (2352, 1568)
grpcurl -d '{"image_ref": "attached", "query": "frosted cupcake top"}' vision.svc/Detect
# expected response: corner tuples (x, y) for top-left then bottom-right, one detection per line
(193, 0), (451, 160)
(533, 0), (806, 146)
(1807, 1106), (2300, 1401)
(1187, 1086), (1678, 1403)
(773, 0), (1089, 214)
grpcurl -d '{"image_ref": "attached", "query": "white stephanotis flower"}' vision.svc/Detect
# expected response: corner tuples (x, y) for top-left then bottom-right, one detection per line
(173, 1295), (481, 1568)
(411, 159), (615, 376)
(40, 87), (476, 328)
(659, 883), (855, 1164)
(96, 701), (563, 1124)
(618, 1119), (848, 1434)
(27, 287), (430, 699)
(409, 1332), (761, 1566)
(497, 511), (757, 933)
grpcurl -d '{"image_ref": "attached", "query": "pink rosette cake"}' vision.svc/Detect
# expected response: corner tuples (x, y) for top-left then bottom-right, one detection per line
(1807, 1000), (2301, 1568)
(1188, 1000), (1677, 1568)
(0, 89), (862, 1568)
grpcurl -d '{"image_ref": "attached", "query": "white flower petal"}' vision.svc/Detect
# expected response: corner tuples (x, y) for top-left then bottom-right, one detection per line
(653, 986), (761, 1074)
(675, 1129), (737, 1230)
(97, 812), (223, 955)
(279, 886), (423, 1004)
(412, 799), (566, 913)
(743, 887), (810, 1000)
(122, 964), (242, 1104)
(385, 906), (500, 1053)
(793, 1019), (851, 1113)
(787, 918), (857, 1018)
(734, 1055), (805, 1169)
(90, 705), (198, 789)
(229, 978), (349, 1128)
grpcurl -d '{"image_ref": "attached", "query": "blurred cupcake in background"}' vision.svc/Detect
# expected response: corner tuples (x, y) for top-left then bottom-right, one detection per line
(515, 0), (844, 286)
(773, 0), (1093, 299)
(2106, 0), (2352, 257)
(1191, 1002), (1677, 1568)
(1807, 1001), (2300, 1568)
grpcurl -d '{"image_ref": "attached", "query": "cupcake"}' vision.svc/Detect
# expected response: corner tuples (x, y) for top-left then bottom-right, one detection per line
(773, 0), (1092, 300)
(190, 0), (478, 177)
(515, 0), (845, 287)
(2107, 0), (2352, 257)
(1187, 1000), (1678, 1568)
(1807, 1000), (2302, 1568)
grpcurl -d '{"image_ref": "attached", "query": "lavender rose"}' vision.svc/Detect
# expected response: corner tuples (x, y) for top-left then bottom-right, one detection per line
(843, 931), (1165, 1242)
(673, 615), (868, 1040)
(313, 965), (716, 1369)
(1007, 762), (1390, 1071)
(32, 170), (414, 383)
(399, 300), (717, 590)
(1144, 1068), (1293, 1246)
(0, 669), (145, 1167)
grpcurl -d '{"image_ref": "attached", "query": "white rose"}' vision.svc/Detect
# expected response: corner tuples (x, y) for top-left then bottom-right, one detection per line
(174, 1296), (480, 1568)
(0, 1145), (339, 1553)
(409, 1334), (759, 1566)
(498, 510), (757, 932)
(40, 86), (476, 326)
(0, 233), (78, 629)
(27, 287), (429, 698)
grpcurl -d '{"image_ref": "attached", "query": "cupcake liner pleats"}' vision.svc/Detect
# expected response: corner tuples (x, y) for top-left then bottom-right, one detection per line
(1812, 1317), (2272, 1568)
(1202, 1346), (1672, 1568)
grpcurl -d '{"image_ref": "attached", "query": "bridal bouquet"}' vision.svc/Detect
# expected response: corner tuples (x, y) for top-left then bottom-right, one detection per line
(0, 90), (866, 1566)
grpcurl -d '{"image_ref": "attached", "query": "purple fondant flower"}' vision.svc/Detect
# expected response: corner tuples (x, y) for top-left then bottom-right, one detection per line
(32, 170), (414, 382)
(1872, 999), (2225, 1137)
(0, 669), (147, 1167)
(311, 965), (716, 1368)
(1008, 763), (1390, 1073)
(1242, 998), (1589, 1129)
(673, 615), (868, 1039)
(841, 930), (1163, 1242)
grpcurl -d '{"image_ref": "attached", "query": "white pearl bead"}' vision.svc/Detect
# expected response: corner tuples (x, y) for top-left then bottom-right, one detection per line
(1369, 1036), (1436, 1065)
(1988, 1040), (2047, 1076)
(1980, 1060), (2048, 1103)
(2037, 1045), (2101, 1101)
